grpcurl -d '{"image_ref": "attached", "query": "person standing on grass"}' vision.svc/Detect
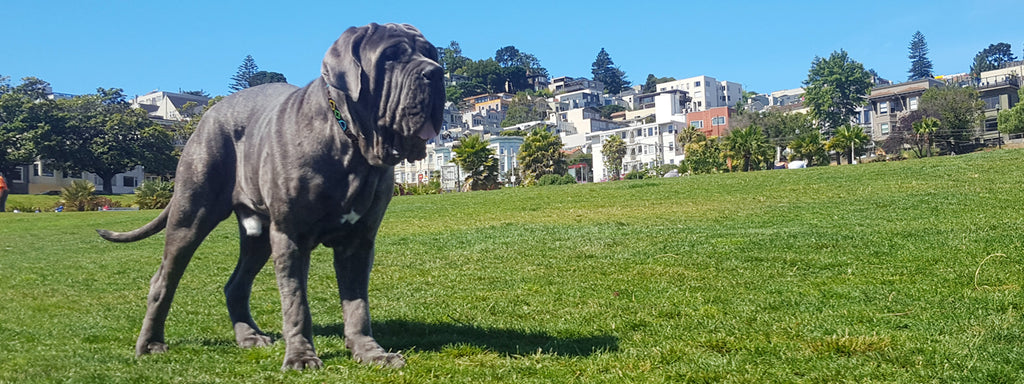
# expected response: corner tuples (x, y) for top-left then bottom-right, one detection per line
(0, 174), (9, 213)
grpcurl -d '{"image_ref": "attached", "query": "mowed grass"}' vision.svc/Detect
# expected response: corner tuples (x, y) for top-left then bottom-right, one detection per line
(1, 149), (1023, 383)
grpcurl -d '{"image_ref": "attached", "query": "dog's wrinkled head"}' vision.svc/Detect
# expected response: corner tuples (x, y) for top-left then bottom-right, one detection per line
(322, 23), (444, 166)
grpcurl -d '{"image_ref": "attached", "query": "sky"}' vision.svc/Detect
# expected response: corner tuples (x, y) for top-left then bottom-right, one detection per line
(2, 0), (1022, 99)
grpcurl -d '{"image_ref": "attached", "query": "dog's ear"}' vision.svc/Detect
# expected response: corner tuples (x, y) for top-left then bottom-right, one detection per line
(322, 24), (375, 102)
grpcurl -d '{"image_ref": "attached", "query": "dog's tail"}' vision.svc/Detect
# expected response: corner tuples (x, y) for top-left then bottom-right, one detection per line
(96, 208), (170, 243)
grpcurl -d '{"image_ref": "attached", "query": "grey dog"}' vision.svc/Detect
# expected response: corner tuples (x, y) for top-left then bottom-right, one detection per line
(97, 23), (443, 370)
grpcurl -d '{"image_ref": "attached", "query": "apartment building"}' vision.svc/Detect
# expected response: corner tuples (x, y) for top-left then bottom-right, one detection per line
(686, 106), (734, 138)
(589, 122), (686, 181)
(656, 75), (743, 112)
(866, 78), (944, 141)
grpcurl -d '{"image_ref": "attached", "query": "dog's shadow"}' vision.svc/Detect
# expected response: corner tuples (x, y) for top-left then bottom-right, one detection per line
(314, 319), (618, 359)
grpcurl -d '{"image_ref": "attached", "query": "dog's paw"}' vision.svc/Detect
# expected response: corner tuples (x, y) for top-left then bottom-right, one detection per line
(362, 354), (405, 368)
(355, 350), (406, 368)
(135, 341), (168, 356)
(237, 333), (274, 348)
(281, 351), (323, 371)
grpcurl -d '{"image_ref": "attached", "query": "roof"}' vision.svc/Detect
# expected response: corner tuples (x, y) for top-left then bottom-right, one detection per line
(868, 78), (943, 99)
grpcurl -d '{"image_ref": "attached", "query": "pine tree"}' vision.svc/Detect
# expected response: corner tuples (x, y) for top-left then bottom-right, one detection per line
(907, 31), (933, 81)
(229, 55), (259, 92)
(591, 48), (628, 95)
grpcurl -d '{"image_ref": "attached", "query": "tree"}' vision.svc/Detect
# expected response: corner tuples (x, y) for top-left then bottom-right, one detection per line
(802, 50), (873, 135)
(517, 127), (567, 185)
(439, 41), (470, 78)
(681, 133), (724, 175)
(0, 76), (55, 176)
(501, 92), (549, 127)
(599, 104), (626, 119)
(452, 134), (499, 191)
(722, 125), (771, 172)
(229, 55), (259, 92)
(825, 124), (870, 164)
(970, 43), (1017, 77)
(641, 74), (675, 94)
(676, 125), (702, 159)
(36, 88), (175, 194)
(180, 90), (210, 98)
(920, 86), (985, 152)
(997, 88), (1024, 135)
(883, 109), (935, 156)
(174, 96), (223, 150)
(911, 117), (940, 158)
(907, 31), (934, 81)
(601, 134), (626, 180)
(909, 31), (933, 81)
(247, 71), (287, 87)
(591, 48), (629, 95)
(495, 46), (522, 68)
(787, 131), (829, 166)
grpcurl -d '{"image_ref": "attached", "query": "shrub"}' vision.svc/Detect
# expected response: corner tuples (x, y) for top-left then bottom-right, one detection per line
(395, 179), (442, 196)
(537, 173), (576, 186)
(59, 180), (102, 211)
(135, 180), (174, 209)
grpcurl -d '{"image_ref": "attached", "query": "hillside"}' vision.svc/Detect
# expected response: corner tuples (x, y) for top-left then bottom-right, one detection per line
(1, 149), (1022, 383)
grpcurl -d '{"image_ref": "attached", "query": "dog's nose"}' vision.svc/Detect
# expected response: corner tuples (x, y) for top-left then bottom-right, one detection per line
(421, 66), (443, 81)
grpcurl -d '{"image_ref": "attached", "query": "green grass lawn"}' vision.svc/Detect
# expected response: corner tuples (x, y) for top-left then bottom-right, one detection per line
(1, 149), (1022, 383)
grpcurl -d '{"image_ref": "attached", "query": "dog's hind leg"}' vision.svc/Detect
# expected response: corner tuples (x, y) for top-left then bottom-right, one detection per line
(136, 199), (231, 356)
(225, 212), (273, 348)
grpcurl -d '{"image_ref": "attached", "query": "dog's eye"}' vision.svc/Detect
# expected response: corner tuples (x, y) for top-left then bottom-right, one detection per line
(383, 45), (411, 60)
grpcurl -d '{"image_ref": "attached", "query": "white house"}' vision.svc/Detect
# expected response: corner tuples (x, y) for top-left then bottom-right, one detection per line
(130, 90), (210, 127)
(589, 121), (685, 181)
(656, 75), (743, 112)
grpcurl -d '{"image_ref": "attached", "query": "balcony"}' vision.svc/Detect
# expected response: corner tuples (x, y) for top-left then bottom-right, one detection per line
(976, 77), (1020, 91)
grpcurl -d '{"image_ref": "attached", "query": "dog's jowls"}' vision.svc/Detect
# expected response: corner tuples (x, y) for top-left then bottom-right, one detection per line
(97, 23), (443, 371)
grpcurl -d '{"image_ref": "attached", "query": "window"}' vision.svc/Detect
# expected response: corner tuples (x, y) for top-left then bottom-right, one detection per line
(985, 118), (998, 132)
(908, 97), (919, 111)
(695, 81), (701, 87)
(721, 96), (726, 102)
(879, 101), (889, 114)
(880, 123), (889, 135)
(712, 116), (726, 126)
(647, 127), (654, 136)
(123, 176), (137, 188)
(690, 120), (704, 128)
(7, 168), (24, 182)
(667, 125), (675, 133)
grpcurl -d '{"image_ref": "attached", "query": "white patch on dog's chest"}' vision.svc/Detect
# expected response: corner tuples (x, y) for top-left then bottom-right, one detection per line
(341, 210), (361, 224)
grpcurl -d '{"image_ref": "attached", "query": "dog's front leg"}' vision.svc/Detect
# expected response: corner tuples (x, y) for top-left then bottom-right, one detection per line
(270, 228), (322, 371)
(333, 242), (405, 368)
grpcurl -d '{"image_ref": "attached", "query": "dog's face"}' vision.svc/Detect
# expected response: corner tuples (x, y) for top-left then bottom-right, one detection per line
(322, 23), (444, 166)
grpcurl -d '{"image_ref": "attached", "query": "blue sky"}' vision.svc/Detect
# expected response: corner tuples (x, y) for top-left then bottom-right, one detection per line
(2, 0), (1022, 98)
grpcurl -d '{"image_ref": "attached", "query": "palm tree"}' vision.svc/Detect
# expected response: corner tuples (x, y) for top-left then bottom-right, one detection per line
(788, 131), (829, 166)
(452, 134), (500, 191)
(827, 124), (871, 164)
(676, 125), (702, 159)
(722, 125), (771, 172)
(912, 117), (939, 157)
(517, 127), (566, 184)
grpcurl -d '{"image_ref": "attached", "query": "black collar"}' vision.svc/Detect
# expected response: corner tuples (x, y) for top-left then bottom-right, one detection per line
(325, 82), (359, 144)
